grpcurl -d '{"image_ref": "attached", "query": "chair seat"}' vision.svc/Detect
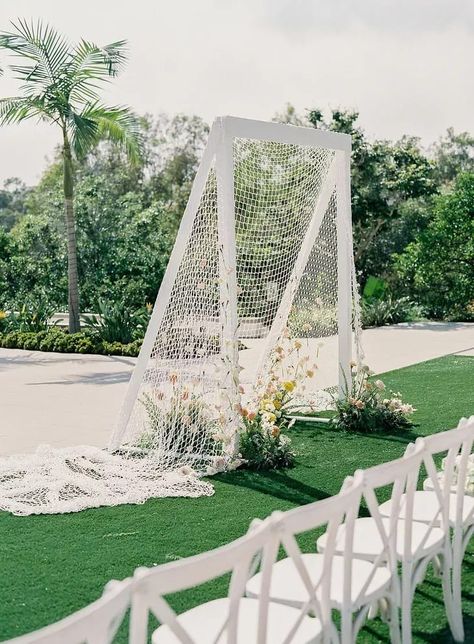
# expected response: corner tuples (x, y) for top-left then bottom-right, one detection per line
(245, 553), (392, 610)
(379, 491), (474, 527)
(151, 597), (321, 643)
(317, 517), (445, 561)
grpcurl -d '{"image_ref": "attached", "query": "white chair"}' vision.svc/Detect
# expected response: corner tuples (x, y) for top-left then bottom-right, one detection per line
(379, 416), (474, 642)
(246, 456), (420, 644)
(317, 441), (439, 644)
(129, 517), (325, 644)
(5, 578), (132, 643)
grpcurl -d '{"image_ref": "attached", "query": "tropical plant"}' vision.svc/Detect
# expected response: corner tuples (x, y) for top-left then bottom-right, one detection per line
(0, 19), (142, 331)
(2, 295), (55, 332)
(361, 295), (424, 328)
(82, 300), (151, 344)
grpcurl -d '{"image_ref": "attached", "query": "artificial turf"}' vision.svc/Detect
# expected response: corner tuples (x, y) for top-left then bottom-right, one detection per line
(1, 354), (473, 642)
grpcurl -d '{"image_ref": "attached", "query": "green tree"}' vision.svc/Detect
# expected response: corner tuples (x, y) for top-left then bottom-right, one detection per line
(276, 105), (437, 284)
(2, 113), (208, 311)
(394, 173), (474, 319)
(0, 19), (141, 331)
(0, 178), (30, 230)
(431, 127), (474, 186)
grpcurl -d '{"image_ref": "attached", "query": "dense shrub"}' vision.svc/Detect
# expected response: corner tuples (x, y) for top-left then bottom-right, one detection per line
(82, 299), (151, 344)
(0, 328), (142, 356)
(394, 173), (474, 320)
(361, 296), (424, 328)
(1, 295), (55, 333)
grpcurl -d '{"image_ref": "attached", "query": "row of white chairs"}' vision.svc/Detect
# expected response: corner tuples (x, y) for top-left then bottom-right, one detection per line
(7, 415), (474, 644)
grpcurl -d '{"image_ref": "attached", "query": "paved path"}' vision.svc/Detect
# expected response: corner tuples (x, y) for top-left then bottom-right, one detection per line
(1, 322), (473, 455)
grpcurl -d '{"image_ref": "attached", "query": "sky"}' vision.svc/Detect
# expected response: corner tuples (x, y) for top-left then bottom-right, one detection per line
(0, 0), (473, 185)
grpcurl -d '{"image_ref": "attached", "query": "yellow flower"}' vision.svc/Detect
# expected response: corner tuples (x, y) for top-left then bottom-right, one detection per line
(0, 310), (6, 320)
(294, 339), (302, 350)
(273, 399), (282, 410)
(283, 381), (295, 392)
(271, 426), (280, 438)
(306, 369), (315, 378)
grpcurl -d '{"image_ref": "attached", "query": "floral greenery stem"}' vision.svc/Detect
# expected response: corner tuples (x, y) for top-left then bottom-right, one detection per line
(330, 363), (416, 433)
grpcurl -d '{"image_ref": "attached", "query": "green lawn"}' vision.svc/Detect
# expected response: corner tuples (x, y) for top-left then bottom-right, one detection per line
(1, 355), (473, 642)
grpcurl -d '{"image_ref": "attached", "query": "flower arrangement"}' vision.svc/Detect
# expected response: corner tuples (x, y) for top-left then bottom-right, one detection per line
(138, 370), (228, 465)
(237, 333), (316, 470)
(330, 363), (416, 433)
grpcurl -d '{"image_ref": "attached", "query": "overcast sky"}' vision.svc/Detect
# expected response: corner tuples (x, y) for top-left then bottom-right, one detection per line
(0, 0), (473, 185)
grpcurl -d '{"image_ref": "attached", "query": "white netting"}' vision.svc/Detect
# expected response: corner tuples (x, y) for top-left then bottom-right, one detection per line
(0, 446), (214, 516)
(0, 122), (362, 515)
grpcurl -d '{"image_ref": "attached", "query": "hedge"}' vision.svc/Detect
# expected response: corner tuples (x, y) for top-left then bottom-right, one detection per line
(0, 328), (142, 357)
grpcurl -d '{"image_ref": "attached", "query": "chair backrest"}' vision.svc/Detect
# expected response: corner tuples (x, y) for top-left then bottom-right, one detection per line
(357, 443), (424, 588)
(6, 579), (132, 644)
(269, 473), (364, 644)
(129, 518), (283, 644)
(420, 415), (474, 532)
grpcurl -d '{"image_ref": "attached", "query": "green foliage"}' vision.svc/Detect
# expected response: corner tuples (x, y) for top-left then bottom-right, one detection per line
(238, 422), (295, 471)
(394, 173), (474, 320)
(0, 327), (141, 356)
(362, 276), (387, 299)
(432, 128), (474, 185)
(0, 113), (207, 311)
(361, 295), (424, 328)
(82, 300), (151, 344)
(277, 105), (438, 284)
(0, 19), (142, 162)
(0, 178), (29, 230)
(330, 369), (415, 434)
(2, 295), (55, 332)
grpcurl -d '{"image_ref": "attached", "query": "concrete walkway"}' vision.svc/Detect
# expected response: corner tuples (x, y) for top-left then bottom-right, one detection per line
(1, 322), (473, 455)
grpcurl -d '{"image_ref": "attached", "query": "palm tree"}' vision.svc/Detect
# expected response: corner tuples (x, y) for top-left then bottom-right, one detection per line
(0, 19), (142, 332)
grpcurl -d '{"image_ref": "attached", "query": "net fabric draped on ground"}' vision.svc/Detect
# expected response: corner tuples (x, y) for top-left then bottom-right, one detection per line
(0, 117), (361, 515)
(0, 445), (214, 516)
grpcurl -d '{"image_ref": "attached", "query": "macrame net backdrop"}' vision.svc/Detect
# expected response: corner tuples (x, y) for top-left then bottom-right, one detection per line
(0, 123), (362, 516)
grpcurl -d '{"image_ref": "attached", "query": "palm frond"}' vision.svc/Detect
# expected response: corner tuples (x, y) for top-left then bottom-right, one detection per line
(0, 95), (54, 125)
(68, 102), (142, 162)
(67, 40), (128, 105)
(0, 19), (70, 87)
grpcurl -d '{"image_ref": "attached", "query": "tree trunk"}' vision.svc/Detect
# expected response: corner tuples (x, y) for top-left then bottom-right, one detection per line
(63, 133), (81, 333)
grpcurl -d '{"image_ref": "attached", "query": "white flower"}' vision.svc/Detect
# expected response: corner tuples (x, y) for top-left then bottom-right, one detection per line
(374, 379), (385, 390)
(212, 456), (227, 471)
(179, 465), (195, 476)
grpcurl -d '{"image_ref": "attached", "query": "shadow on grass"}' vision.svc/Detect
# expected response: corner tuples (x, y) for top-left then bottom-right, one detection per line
(291, 419), (421, 445)
(411, 615), (474, 643)
(214, 468), (330, 506)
